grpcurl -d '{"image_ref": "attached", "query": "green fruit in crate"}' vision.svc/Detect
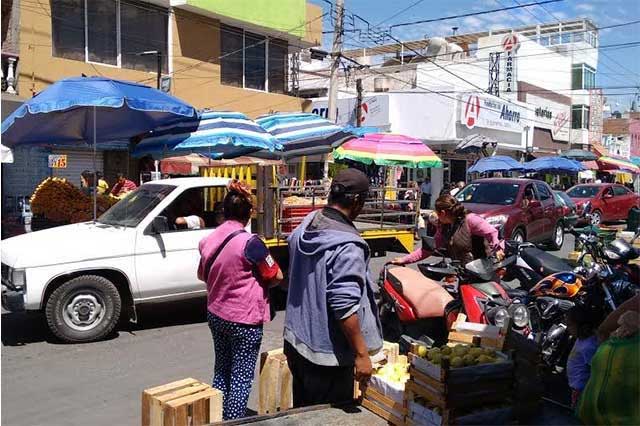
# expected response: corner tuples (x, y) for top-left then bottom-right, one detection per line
(482, 347), (496, 356)
(440, 345), (452, 355)
(463, 354), (477, 366)
(450, 356), (464, 368)
(469, 347), (484, 358)
(427, 347), (441, 360)
(453, 344), (469, 356)
(477, 355), (494, 364)
(431, 353), (442, 365)
(417, 345), (428, 358)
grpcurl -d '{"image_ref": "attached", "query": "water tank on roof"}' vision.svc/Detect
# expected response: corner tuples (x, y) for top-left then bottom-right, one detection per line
(426, 37), (448, 60)
(448, 43), (464, 60)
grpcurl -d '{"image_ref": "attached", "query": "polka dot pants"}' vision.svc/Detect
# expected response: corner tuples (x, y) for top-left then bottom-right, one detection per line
(208, 312), (263, 420)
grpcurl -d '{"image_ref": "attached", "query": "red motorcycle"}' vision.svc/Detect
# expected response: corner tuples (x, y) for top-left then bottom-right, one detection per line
(377, 248), (527, 345)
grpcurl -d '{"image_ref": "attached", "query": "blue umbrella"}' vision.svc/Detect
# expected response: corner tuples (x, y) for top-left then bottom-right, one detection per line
(1, 76), (195, 146)
(468, 155), (524, 174)
(1, 76), (196, 220)
(133, 111), (281, 159)
(255, 112), (355, 157)
(343, 125), (382, 137)
(523, 156), (585, 173)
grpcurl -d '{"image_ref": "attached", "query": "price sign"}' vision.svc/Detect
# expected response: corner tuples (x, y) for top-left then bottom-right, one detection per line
(48, 154), (67, 169)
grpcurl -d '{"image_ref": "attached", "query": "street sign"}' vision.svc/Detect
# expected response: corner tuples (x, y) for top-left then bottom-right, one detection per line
(501, 34), (520, 94)
(502, 34), (519, 52)
(48, 154), (67, 168)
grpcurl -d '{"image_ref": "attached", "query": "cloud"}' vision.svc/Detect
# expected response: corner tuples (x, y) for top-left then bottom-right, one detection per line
(575, 3), (596, 12)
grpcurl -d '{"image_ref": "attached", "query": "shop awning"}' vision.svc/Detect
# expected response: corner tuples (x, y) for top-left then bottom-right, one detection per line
(597, 156), (640, 173)
(581, 161), (599, 170)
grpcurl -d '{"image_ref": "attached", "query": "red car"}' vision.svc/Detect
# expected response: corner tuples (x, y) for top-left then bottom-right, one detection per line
(456, 178), (566, 250)
(566, 183), (640, 225)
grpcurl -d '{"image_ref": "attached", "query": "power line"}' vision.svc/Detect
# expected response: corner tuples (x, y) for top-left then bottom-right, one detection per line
(374, 0), (427, 27)
(389, 0), (563, 30)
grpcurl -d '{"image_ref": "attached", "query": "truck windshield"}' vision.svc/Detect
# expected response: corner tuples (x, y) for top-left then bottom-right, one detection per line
(457, 183), (520, 205)
(566, 186), (599, 198)
(98, 185), (176, 227)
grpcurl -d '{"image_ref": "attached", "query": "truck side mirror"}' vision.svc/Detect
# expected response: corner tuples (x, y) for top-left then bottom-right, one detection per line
(147, 216), (169, 235)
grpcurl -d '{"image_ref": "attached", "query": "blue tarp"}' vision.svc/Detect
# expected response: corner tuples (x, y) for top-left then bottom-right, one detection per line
(133, 111), (281, 159)
(1, 76), (195, 147)
(523, 156), (585, 173)
(468, 155), (524, 174)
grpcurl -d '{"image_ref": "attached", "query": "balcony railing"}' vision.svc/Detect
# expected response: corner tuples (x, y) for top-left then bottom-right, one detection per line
(1, 53), (19, 95)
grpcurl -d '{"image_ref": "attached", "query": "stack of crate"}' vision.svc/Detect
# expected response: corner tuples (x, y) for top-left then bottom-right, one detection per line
(403, 317), (515, 425)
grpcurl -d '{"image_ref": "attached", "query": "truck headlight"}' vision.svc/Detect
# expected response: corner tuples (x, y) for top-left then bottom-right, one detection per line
(11, 269), (26, 289)
(486, 215), (508, 228)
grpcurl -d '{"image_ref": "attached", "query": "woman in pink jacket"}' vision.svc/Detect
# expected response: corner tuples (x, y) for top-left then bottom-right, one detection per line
(198, 180), (283, 420)
(392, 194), (504, 266)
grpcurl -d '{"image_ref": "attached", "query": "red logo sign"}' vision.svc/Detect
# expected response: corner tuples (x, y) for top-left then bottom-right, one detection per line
(502, 34), (519, 52)
(464, 96), (481, 129)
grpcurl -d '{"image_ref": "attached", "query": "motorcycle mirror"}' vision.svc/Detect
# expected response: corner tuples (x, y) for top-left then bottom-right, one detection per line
(422, 235), (437, 251)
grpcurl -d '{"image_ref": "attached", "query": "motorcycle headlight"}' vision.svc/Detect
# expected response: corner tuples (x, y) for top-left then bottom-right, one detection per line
(486, 215), (508, 228)
(603, 248), (621, 260)
(492, 307), (510, 327)
(509, 304), (530, 328)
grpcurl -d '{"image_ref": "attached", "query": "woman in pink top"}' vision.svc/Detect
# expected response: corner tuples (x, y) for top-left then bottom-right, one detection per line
(392, 194), (504, 266)
(198, 180), (283, 420)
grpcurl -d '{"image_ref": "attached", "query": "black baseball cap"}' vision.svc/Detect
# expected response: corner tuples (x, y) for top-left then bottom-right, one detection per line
(331, 168), (370, 195)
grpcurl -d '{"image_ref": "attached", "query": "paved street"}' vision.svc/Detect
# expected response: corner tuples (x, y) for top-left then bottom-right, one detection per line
(2, 239), (574, 426)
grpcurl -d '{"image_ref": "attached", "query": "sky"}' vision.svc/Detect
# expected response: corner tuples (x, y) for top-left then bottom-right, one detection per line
(310, 0), (640, 109)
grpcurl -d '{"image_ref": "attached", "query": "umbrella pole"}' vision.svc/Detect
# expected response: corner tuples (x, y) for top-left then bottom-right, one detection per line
(93, 106), (97, 222)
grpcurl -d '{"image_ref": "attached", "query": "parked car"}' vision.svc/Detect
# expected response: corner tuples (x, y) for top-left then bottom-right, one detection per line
(553, 191), (578, 228)
(455, 178), (565, 249)
(566, 183), (640, 225)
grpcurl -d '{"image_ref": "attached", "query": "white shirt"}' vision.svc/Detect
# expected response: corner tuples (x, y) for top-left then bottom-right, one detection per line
(184, 215), (202, 230)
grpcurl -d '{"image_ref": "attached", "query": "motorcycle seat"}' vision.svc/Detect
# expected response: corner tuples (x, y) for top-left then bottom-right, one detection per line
(387, 267), (454, 318)
(521, 247), (572, 277)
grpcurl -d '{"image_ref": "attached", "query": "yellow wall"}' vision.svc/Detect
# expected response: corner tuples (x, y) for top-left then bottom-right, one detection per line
(304, 3), (324, 46)
(17, 2), (312, 118)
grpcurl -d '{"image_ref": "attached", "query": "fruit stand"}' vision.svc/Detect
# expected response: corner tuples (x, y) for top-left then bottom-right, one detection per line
(29, 177), (119, 229)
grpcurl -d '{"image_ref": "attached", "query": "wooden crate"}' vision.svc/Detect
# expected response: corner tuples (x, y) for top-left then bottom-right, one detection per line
(447, 314), (507, 350)
(258, 348), (293, 415)
(361, 385), (406, 426)
(141, 378), (222, 426)
(404, 398), (513, 426)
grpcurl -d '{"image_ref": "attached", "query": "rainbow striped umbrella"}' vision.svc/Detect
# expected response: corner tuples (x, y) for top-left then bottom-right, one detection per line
(597, 156), (640, 173)
(333, 133), (442, 168)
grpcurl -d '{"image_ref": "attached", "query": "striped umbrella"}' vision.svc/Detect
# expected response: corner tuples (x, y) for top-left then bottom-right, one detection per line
(333, 133), (442, 168)
(255, 112), (354, 157)
(597, 156), (640, 173)
(133, 111), (281, 159)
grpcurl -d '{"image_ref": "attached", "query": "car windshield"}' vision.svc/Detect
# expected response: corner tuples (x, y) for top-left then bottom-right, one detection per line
(553, 191), (565, 206)
(98, 184), (176, 227)
(567, 186), (600, 198)
(556, 191), (575, 208)
(457, 182), (520, 205)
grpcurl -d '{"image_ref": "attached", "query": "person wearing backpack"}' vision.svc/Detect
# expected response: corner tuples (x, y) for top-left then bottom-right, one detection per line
(198, 180), (283, 420)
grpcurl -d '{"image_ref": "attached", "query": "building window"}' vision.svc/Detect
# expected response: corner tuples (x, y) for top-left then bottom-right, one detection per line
(220, 24), (288, 93)
(572, 64), (596, 90)
(51, 0), (168, 73)
(572, 105), (590, 130)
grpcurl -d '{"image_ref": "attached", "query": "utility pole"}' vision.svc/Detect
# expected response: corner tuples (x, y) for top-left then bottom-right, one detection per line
(327, 0), (344, 123)
(356, 78), (363, 127)
(325, 0), (344, 179)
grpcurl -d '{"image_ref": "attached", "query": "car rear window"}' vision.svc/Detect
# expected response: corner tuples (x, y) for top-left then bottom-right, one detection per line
(457, 182), (520, 205)
(567, 186), (599, 198)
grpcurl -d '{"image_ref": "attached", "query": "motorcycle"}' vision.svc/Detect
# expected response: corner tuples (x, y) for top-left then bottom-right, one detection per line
(377, 237), (528, 345)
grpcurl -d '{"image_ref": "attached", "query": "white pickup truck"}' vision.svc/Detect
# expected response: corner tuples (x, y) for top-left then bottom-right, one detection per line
(1, 177), (233, 342)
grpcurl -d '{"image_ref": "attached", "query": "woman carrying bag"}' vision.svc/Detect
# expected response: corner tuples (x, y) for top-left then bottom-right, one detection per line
(198, 180), (284, 420)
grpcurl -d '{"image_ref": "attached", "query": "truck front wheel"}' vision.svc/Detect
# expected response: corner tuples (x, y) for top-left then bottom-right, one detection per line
(45, 275), (122, 343)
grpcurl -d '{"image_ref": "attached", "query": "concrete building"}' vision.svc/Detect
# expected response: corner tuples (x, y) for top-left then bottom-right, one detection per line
(1, 0), (322, 212)
(602, 116), (640, 159)
(299, 18), (601, 197)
